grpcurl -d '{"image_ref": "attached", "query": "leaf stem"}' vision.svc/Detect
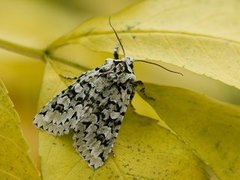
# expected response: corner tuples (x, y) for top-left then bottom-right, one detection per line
(0, 38), (90, 71)
(47, 53), (90, 71)
(0, 38), (45, 61)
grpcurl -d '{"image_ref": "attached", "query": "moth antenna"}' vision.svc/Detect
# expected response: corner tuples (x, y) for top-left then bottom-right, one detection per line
(134, 59), (183, 76)
(109, 16), (126, 58)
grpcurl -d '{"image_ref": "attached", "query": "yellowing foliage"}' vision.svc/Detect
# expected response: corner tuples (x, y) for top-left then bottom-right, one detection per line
(0, 81), (40, 179)
(0, 0), (240, 179)
(49, 0), (240, 90)
(140, 84), (240, 179)
(38, 63), (209, 180)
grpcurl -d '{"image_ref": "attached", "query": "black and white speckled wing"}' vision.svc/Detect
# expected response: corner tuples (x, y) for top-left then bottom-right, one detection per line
(72, 78), (134, 169)
(34, 57), (136, 169)
(33, 68), (101, 136)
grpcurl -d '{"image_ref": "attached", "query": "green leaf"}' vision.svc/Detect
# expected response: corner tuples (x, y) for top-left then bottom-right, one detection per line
(49, 0), (240, 90)
(38, 62), (209, 179)
(0, 80), (40, 179)
(139, 83), (240, 179)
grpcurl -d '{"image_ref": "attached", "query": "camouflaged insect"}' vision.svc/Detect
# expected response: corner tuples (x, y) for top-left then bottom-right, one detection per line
(33, 56), (139, 169)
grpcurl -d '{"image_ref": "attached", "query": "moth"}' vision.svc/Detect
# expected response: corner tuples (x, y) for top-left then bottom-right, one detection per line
(33, 18), (182, 170)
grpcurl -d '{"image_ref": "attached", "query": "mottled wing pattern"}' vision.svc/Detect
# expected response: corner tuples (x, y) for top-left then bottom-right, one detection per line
(34, 58), (136, 169)
(72, 79), (134, 169)
(33, 68), (101, 136)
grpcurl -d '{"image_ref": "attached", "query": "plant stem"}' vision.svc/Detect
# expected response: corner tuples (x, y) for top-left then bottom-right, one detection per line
(0, 38), (45, 61)
(47, 54), (90, 71)
(0, 38), (90, 71)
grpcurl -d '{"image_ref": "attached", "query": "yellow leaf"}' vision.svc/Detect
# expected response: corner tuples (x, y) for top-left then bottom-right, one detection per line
(139, 83), (240, 179)
(0, 80), (40, 179)
(49, 0), (240, 90)
(38, 62), (209, 179)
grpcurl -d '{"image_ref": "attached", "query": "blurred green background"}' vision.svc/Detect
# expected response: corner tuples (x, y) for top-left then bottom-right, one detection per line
(0, 0), (239, 168)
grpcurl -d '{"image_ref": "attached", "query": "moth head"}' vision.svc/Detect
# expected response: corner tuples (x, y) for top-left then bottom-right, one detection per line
(123, 56), (134, 71)
(124, 56), (134, 64)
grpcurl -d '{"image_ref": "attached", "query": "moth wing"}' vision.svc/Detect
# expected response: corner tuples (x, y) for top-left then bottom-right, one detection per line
(73, 82), (134, 169)
(33, 69), (99, 136)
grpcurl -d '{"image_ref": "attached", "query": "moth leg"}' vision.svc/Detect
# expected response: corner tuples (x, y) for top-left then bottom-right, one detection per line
(59, 74), (78, 80)
(134, 80), (155, 100)
(110, 150), (116, 158)
(129, 91), (136, 110)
